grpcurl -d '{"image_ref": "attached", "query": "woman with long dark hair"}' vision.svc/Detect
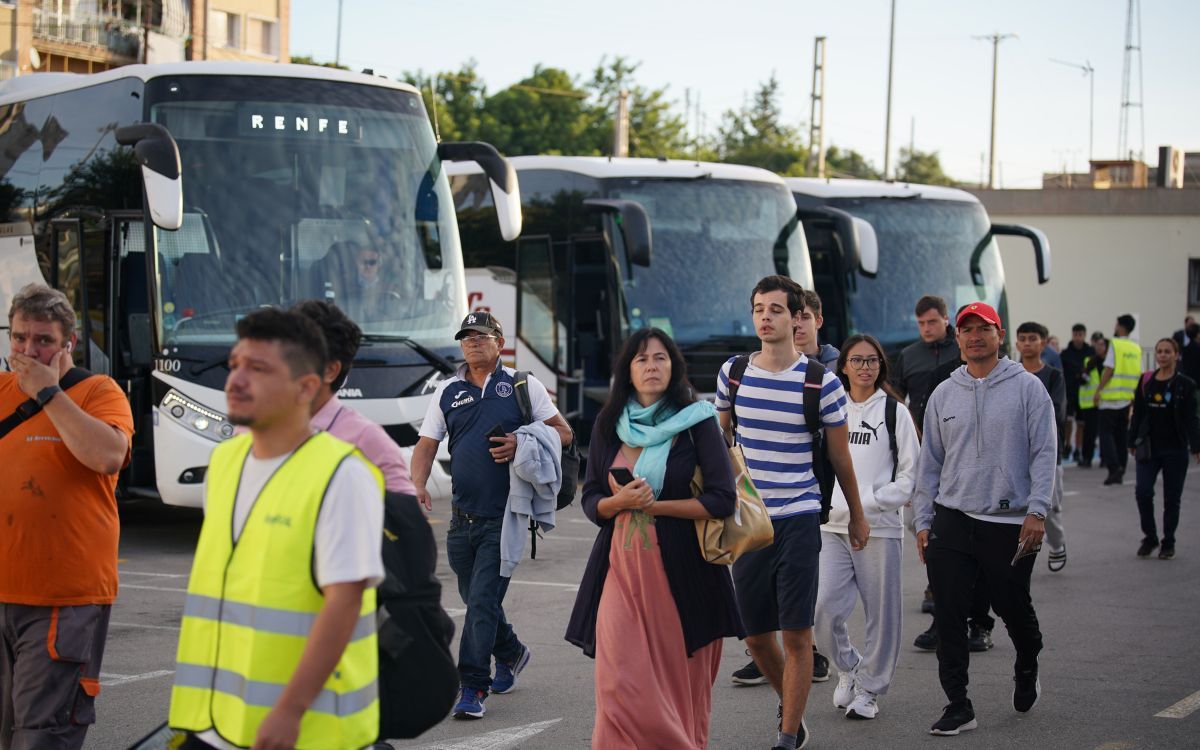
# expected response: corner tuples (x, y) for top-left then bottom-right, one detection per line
(565, 328), (743, 748)
(1129, 337), (1200, 559)
(814, 333), (919, 721)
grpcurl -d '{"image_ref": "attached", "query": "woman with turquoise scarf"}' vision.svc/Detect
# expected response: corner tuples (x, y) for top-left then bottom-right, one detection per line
(566, 328), (745, 749)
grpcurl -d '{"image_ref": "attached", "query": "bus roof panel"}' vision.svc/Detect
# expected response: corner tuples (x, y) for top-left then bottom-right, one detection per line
(785, 177), (978, 203)
(446, 155), (787, 186)
(0, 61), (419, 105)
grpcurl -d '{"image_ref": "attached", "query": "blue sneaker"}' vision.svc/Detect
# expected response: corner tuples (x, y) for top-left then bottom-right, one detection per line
(491, 645), (532, 694)
(452, 686), (486, 719)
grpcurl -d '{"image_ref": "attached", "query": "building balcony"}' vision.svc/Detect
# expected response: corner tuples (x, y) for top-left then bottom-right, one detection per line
(32, 8), (143, 63)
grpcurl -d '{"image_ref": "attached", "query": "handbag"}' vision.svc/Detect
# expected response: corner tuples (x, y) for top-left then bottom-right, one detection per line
(690, 433), (774, 565)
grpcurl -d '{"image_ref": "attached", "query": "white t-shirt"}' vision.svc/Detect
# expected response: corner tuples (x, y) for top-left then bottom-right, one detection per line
(197, 450), (384, 750)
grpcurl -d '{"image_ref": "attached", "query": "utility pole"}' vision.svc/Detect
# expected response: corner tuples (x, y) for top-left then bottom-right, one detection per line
(613, 89), (630, 158)
(974, 32), (1016, 189)
(335, 0), (344, 67)
(1050, 58), (1095, 162)
(883, 0), (897, 179)
(808, 36), (827, 178)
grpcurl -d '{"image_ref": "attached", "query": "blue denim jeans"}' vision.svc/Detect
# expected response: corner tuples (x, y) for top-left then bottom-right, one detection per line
(446, 513), (523, 692)
(1135, 449), (1189, 547)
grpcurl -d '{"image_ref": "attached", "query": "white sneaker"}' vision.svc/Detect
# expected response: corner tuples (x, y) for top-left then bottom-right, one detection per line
(846, 689), (879, 720)
(833, 669), (856, 709)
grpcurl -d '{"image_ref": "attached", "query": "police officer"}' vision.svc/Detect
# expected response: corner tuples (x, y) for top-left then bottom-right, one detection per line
(410, 312), (571, 720)
(169, 309), (384, 750)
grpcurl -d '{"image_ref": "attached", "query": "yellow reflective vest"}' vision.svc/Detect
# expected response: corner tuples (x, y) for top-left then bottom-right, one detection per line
(1078, 366), (1101, 410)
(1099, 337), (1142, 407)
(169, 432), (383, 749)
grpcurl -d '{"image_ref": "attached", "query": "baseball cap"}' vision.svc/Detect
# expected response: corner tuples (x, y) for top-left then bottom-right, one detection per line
(955, 302), (1001, 328)
(455, 311), (503, 340)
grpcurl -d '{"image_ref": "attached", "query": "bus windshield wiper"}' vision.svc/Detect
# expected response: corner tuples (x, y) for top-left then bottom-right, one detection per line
(359, 334), (456, 374)
(190, 353), (230, 376)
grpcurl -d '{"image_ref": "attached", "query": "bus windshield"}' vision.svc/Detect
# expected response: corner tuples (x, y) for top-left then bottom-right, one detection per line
(606, 177), (810, 345)
(828, 197), (1005, 348)
(144, 75), (463, 347)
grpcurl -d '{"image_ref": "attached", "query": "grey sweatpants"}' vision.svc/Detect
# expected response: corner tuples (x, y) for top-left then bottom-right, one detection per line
(1045, 464), (1066, 552)
(814, 532), (903, 696)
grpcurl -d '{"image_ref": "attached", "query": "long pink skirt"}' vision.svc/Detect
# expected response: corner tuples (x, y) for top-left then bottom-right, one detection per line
(593, 509), (722, 749)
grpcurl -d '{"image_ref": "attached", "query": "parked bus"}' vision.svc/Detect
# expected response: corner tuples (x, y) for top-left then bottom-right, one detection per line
(448, 156), (812, 433)
(0, 62), (521, 507)
(787, 178), (1051, 352)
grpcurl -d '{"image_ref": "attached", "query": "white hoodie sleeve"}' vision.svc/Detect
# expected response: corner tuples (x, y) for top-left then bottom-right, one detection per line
(873, 402), (920, 512)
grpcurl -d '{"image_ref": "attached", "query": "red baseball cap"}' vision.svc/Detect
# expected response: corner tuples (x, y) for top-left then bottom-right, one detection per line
(956, 302), (1002, 328)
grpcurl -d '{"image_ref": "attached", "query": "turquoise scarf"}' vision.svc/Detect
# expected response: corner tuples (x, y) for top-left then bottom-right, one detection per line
(616, 399), (717, 497)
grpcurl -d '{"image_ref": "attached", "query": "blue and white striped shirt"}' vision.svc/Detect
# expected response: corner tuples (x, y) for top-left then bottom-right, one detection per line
(714, 353), (848, 518)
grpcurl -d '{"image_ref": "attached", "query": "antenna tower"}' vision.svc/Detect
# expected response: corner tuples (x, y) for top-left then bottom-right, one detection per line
(1117, 0), (1145, 161)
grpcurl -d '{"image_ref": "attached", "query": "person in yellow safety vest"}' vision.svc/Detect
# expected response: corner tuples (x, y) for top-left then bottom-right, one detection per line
(1076, 334), (1108, 468)
(169, 308), (385, 750)
(1094, 314), (1142, 486)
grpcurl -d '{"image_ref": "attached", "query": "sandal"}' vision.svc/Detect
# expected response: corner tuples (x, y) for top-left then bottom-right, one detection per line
(1048, 547), (1067, 572)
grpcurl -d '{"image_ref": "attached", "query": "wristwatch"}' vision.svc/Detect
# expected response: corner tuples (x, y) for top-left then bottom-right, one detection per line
(36, 385), (61, 406)
(1028, 511), (1046, 521)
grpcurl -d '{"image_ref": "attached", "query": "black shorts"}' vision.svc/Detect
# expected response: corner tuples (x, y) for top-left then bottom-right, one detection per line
(732, 512), (822, 636)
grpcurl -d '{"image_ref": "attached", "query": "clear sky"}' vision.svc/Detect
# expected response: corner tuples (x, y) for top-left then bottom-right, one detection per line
(290, 0), (1199, 188)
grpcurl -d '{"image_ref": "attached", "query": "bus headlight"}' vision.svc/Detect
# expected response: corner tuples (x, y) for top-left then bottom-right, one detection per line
(161, 390), (232, 443)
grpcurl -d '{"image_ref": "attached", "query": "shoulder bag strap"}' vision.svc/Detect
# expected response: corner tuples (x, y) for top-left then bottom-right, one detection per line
(727, 354), (750, 431)
(0, 367), (95, 443)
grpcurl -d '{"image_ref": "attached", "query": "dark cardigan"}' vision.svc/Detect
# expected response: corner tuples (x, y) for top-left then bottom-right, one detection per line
(564, 415), (746, 658)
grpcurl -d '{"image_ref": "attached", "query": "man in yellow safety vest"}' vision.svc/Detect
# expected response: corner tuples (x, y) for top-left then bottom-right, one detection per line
(1095, 314), (1142, 486)
(168, 308), (384, 750)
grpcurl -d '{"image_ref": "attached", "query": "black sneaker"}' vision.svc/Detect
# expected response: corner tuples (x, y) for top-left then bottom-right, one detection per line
(1137, 538), (1160, 557)
(1103, 471), (1123, 486)
(930, 701), (977, 735)
(732, 649), (767, 685)
(812, 647), (830, 682)
(914, 621), (938, 651)
(796, 717), (809, 749)
(1159, 545), (1176, 560)
(1013, 661), (1041, 712)
(967, 624), (993, 652)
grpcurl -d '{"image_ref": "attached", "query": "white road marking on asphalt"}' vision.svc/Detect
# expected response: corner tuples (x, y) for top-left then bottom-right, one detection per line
(508, 580), (579, 590)
(111, 621), (181, 631)
(1063, 490), (1080, 496)
(567, 518), (591, 524)
(1155, 688), (1200, 718)
(121, 583), (188, 593)
(540, 535), (596, 542)
(446, 608), (466, 617)
(100, 670), (175, 687)
(119, 571), (189, 578)
(410, 718), (561, 749)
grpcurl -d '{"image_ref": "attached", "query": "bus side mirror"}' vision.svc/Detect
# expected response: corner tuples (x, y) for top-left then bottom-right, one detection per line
(584, 198), (652, 267)
(438, 141), (522, 241)
(852, 216), (879, 277)
(116, 124), (183, 231)
(990, 224), (1051, 284)
(796, 206), (877, 278)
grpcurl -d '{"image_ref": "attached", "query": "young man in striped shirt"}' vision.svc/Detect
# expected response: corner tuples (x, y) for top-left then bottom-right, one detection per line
(716, 275), (870, 750)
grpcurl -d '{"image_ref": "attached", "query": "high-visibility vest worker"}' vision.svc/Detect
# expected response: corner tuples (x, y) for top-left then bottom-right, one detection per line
(1099, 337), (1142, 406)
(1078, 366), (1101, 410)
(169, 432), (383, 749)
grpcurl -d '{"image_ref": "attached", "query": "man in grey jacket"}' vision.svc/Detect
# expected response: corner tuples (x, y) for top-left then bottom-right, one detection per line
(914, 302), (1057, 736)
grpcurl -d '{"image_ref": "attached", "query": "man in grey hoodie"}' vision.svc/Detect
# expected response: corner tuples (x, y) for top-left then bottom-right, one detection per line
(913, 302), (1057, 736)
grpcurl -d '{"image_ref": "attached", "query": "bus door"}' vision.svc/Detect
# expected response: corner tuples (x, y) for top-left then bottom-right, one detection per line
(50, 217), (112, 375)
(797, 213), (851, 348)
(513, 234), (566, 406)
(560, 233), (617, 424)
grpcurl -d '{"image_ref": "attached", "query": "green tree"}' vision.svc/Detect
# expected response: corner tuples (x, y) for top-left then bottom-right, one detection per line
(478, 65), (593, 156)
(895, 146), (957, 185)
(715, 74), (809, 174)
(290, 55), (349, 71)
(404, 62), (488, 143)
(585, 56), (688, 158)
(825, 146), (881, 180)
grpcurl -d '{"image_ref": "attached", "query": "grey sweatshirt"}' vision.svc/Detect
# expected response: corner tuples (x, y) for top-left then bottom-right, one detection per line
(500, 421), (561, 577)
(912, 358), (1057, 532)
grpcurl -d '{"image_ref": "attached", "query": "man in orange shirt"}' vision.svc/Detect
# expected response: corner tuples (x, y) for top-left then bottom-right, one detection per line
(0, 284), (133, 750)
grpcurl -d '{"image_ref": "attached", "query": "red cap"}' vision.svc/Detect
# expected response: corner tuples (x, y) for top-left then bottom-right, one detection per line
(956, 302), (1001, 328)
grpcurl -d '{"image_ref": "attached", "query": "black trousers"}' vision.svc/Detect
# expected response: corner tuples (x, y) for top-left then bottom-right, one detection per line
(1135, 449), (1190, 547)
(1098, 405), (1131, 474)
(926, 506), (1043, 705)
(1079, 409), (1099, 463)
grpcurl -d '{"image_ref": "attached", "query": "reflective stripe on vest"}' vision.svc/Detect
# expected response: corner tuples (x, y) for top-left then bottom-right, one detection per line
(1100, 338), (1142, 404)
(169, 432), (384, 749)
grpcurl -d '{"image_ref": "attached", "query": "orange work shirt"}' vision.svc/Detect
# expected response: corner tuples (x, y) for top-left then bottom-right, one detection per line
(0, 372), (134, 606)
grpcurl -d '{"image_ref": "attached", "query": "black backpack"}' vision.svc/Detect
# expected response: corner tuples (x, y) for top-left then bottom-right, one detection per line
(513, 371), (579, 559)
(726, 355), (837, 522)
(883, 395), (900, 482)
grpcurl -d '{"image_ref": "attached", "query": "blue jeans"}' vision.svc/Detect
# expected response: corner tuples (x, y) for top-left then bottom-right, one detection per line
(1135, 449), (1189, 547)
(446, 513), (523, 692)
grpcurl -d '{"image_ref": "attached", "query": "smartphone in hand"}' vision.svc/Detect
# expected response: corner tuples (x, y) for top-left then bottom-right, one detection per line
(609, 467), (635, 486)
(487, 424), (507, 441)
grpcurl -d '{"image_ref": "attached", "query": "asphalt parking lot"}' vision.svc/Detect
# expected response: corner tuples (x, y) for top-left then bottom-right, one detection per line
(89, 463), (1200, 749)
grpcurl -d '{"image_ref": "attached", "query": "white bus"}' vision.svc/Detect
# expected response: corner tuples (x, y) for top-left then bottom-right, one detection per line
(0, 62), (521, 507)
(787, 178), (1051, 353)
(448, 156), (812, 431)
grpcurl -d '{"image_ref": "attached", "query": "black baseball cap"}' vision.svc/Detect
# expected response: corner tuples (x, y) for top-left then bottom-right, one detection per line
(455, 311), (504, 340)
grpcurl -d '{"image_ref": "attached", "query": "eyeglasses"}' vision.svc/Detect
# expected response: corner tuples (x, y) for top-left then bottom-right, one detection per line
(460, 332), (498, 342)
(358, 257), (379, 267)
(846, 356), (882, 370)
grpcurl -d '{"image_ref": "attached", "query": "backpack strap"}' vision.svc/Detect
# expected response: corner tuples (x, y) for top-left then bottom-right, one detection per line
(1140, 370), (1154, 397)
(513, 370), (534, 425)
(802, 358), (826, 437)
(0, 367), (94, 443)
(885, 395), (899, 482)
(726, 354), (751, 431)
